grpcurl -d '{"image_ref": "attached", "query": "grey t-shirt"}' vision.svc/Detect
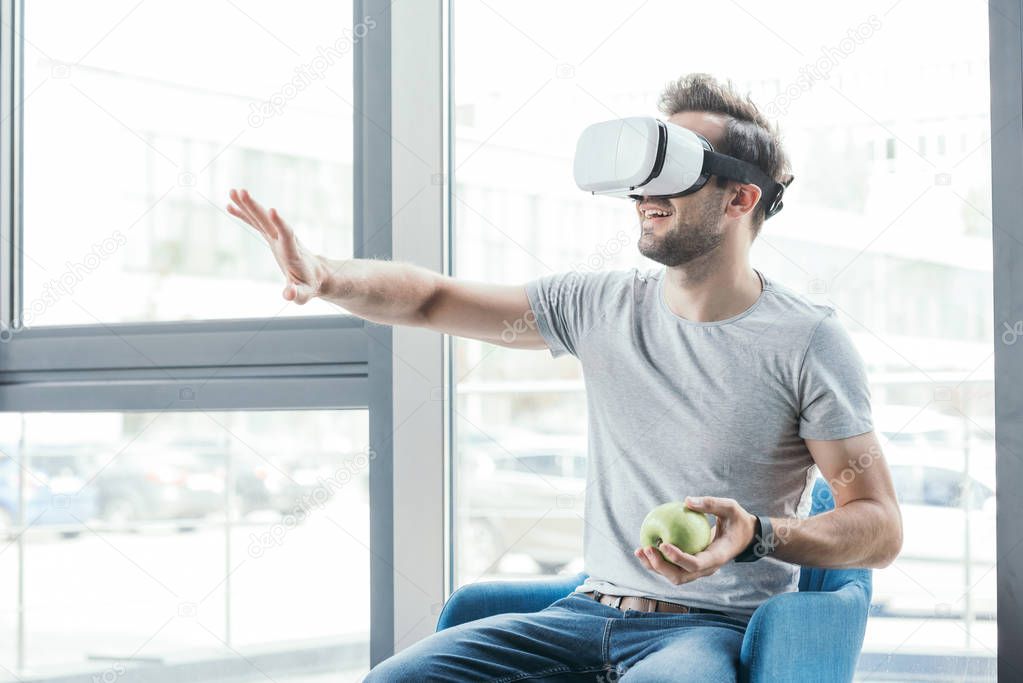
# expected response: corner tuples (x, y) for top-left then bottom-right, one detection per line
(525, 267), (873, 618)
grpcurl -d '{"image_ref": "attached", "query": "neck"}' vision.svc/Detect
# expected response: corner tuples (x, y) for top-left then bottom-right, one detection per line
(661, 242), (761, 323)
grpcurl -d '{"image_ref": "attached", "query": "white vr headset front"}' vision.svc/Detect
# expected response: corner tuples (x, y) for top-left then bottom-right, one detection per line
(573, 117), (790, 219)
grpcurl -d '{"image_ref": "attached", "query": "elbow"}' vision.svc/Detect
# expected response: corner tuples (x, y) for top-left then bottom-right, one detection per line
(871, 505), (904, 568)
(412, 273), (446, 327)
(872, 534), (902, 569)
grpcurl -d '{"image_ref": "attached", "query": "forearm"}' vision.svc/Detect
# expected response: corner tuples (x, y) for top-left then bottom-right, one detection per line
(767, 498), (902, 569)
(317, 257), (441, 327)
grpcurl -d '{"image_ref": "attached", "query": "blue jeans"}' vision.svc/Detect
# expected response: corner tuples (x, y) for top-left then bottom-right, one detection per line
(365, 592), (749, 682)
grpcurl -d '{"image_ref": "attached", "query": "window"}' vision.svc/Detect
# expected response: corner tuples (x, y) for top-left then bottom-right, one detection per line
(0, 410), (370, 679)
(0, 0), (393, 678)
(21, 0), (357, 325)
(891, 465), (994, 510)
(451, 0), (996, 678)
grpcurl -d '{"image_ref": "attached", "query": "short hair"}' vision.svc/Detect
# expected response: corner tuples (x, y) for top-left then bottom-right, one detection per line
(658, 73), (791, 231)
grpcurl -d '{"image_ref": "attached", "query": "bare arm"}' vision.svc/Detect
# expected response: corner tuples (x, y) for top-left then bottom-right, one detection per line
(636, 431), (902, 585)
(227, 188), (547, 349)
(767, 431), (903, 568)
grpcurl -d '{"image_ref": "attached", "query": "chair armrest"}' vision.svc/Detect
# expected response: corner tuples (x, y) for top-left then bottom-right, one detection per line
(436, 572), (587, 632)
(740, 582), (870, 683)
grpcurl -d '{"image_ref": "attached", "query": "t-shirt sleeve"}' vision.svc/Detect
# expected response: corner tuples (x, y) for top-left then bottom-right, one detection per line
(797, 310), (874, 440)
(525, 270), (619, 358)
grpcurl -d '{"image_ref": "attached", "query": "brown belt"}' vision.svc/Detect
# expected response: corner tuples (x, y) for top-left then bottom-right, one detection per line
(583, 590), (726, 616)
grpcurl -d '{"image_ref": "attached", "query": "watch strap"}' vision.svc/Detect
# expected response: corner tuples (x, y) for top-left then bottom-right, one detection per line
(734, 515), (775, 563)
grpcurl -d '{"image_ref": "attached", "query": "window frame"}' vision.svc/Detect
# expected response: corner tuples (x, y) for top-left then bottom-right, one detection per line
(0, 0), (376, 401)
(442, 0), (1021, 677)
(0, 0), (403, 675)
(989, 0), (1023, 677)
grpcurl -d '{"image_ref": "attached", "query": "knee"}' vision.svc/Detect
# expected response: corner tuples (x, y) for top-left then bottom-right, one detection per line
(364, 652), (434, 683)
(621, 661), (736, 683)
(364, 638), (463, 683)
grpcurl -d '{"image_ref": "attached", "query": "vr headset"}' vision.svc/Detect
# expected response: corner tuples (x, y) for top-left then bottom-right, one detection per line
(573, 117), (790, 219)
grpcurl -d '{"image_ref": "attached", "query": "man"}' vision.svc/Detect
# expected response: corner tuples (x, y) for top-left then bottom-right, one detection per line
(227, 73), (902, 681)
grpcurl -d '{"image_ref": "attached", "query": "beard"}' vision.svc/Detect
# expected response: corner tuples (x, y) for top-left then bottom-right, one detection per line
(637, 193), (726, 267)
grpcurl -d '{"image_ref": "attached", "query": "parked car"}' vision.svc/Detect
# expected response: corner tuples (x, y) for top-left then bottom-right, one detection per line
(85, 445), (227, 529)
(460, 432), (586, 577)
(89, 440), (347, 528)
(0, 446), (97, 538)
(871, 406), (996, 618)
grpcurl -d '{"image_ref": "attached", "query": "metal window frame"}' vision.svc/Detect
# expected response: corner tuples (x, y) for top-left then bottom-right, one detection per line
(0, 0), (404, 673)
(428, 1), (1023, 677)
(989, 0), (1023, 677)
(0, 0), (375, 410)
(353, 0), (398, 665)
(363, 0), (1023, 672)
(385, 0), (448, 657)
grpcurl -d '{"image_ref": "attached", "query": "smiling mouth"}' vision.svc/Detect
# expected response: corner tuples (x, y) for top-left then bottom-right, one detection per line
(638, 203), (674, 219)
(639, 207), (674, 225)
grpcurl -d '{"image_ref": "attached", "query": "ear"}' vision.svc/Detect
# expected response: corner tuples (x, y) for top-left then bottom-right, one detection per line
(725, 182), (762, 219)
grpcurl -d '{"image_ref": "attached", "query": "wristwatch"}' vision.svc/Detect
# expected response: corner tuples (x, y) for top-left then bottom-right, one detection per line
(734, 515), (776, 563)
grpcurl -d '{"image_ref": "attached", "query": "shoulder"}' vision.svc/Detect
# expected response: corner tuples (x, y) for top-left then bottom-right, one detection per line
(757, 273), (838, 338)
(753, 274), (864, 368)
(535, 267), (653, 300)
(760, 276), (864, 375)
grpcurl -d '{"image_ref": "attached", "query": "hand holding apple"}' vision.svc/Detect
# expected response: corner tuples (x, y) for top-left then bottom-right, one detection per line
(635, 496), (758, 586)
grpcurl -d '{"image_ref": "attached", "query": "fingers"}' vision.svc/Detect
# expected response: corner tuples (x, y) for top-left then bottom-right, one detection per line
(269, 207), (301, 251)
(227, 204), (267, 242)
(643, 546), (693, 583)
(635, 543), (722, 585)
(241, 189), (279, 239)
(228, 188), (255, 225)
(227, 194), (258, 230)
(639, 547), (677, 577)
(228, 188), (278, 239)
(646, 547), (700, 585)
(690, 539), (733, 568)
(269, 207), (290, 236)
(634, 547), (653, 571)
(228, 189), (270, 238)
(267, 206), (310, 272)
(226, 189), (294, 245)
(684, 496), (737, 518)
(658, 543), (702, 572)
(283, 282), (316, 305)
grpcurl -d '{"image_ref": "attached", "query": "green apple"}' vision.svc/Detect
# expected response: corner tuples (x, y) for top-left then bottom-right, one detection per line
(640, 502), (712, 557)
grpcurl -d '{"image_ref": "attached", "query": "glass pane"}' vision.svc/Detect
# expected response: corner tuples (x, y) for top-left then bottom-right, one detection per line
(22, 1), (359, 325)
(452, 1), (995, 679)
(0, 410), (370, 681)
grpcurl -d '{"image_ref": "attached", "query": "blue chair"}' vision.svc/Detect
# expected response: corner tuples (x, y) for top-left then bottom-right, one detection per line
(437, 478), (871, 683)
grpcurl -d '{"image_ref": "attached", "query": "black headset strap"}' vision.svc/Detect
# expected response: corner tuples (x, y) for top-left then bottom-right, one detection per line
(702, 149), (789, 219)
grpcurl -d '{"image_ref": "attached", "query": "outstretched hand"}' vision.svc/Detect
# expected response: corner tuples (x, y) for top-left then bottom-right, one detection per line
(634, 496), (757, 586)
(227, 188), (328, 304)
